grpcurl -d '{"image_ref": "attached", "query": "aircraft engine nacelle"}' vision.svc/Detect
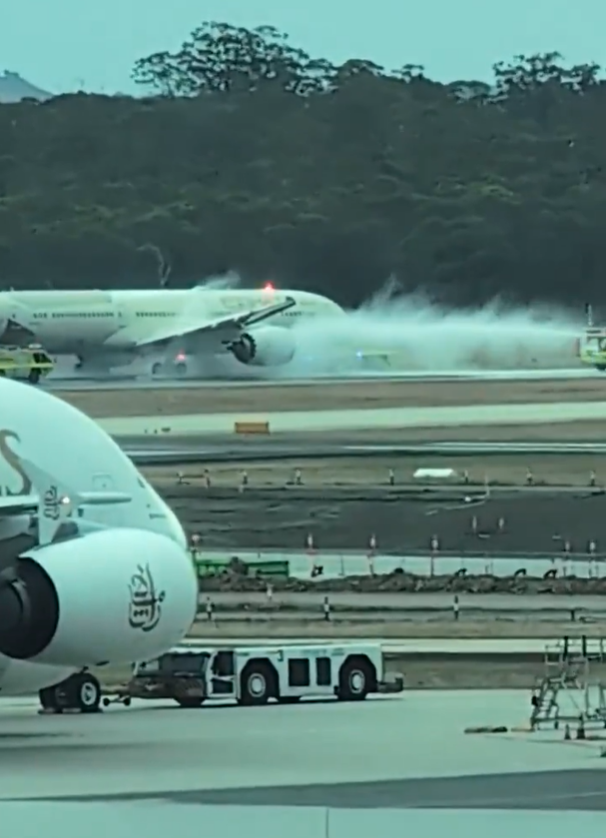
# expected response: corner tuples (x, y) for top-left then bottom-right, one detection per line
(0, 528), (198, 668)
(229, 326), (295, 367)
(0, 317), (7, 338)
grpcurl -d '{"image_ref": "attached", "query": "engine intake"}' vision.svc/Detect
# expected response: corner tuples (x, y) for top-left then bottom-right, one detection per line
(229, 325), (295, 367)
(0, 528), (198, 667)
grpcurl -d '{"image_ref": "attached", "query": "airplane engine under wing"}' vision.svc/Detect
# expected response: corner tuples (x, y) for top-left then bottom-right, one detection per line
(0, 528), (198, 668)
(228, 325), (296, 366)
(0, 317), (7, 338)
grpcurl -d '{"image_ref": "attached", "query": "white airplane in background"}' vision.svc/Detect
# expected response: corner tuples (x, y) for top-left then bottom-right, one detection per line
(0, 375), (198, 712)
(0, 283), (345, 375)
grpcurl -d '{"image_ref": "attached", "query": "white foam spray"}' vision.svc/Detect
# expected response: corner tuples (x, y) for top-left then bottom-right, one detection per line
(282, 279), (584, 377)
(191, 271), (241, 292)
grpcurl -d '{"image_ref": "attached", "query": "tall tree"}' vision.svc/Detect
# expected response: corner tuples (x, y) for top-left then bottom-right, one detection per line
(132, 22), (334, 96)
(1, 23), (606, 308)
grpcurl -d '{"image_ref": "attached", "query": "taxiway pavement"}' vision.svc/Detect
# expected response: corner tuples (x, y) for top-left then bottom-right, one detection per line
(100, 400), (606, 437)
(1, 690), (604, 812)
(196, 591), (606, 613)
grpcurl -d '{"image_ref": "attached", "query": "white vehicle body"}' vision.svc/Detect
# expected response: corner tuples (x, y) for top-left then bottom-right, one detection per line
(0, 376), (198, 697)
(126, 642), (403, 706)
(0, 287), (345, 375)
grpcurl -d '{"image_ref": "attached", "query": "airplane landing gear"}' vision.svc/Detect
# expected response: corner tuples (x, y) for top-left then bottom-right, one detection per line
(151, 359), (188, 376)
(39, 671), (102, 714)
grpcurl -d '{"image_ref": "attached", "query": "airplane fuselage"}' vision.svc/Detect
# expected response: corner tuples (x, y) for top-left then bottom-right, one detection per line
(0, 288), (343, 359)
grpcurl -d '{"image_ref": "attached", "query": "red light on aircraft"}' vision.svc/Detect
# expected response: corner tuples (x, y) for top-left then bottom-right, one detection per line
(263, 282), (275, 292)
(175, 352), (186, 362)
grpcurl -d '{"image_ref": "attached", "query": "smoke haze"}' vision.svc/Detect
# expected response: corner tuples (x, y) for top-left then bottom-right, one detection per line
(115, 272), (583, 379)
(283, 279), (583, 377)
(192, 272), (242, 292)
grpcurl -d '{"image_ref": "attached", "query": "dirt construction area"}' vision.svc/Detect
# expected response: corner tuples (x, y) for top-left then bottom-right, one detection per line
(55, 377), (606, 419)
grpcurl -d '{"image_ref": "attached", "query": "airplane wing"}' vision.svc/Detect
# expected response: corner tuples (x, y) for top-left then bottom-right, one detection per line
(0, 490), (131, 518)
(133, 296), (297, 350)
(0, 494), (38, 517)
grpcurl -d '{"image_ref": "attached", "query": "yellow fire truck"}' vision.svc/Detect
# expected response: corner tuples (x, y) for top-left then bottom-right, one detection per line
(578, 327), (606, 371)
(0, 345), (55, 384)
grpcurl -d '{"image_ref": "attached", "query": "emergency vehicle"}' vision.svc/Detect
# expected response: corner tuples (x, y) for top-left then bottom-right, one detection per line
(578, 327), (606, 371)
(0, 344), (54, 383)
(103, 642), (404, 708)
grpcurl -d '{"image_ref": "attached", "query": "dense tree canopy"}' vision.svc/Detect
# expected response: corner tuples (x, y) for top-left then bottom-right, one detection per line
(1, 22), (606, 307)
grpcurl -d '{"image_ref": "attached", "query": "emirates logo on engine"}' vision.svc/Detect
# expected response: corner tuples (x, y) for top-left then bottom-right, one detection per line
(128, 563), (166, 632)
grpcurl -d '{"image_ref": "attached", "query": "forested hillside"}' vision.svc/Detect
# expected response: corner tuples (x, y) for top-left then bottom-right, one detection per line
(1, 22), (605, 307)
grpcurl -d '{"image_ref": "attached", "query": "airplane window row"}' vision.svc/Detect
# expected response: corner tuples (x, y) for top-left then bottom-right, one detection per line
(132, 310), (303, 319)
(28, 308), (305, 322)
(33, 312), (113, 319)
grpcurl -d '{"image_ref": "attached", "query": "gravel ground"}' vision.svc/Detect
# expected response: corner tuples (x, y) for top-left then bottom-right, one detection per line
(56, 377), (606, 419)
(156, 483), (605, 556)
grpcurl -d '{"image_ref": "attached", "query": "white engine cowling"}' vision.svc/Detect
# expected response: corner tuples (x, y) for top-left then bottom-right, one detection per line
(229, 325), (296, 366)
(0, 528), (198, 668)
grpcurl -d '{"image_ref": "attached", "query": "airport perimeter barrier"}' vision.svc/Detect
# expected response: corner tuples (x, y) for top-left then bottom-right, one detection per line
(189, 549), (606, 581)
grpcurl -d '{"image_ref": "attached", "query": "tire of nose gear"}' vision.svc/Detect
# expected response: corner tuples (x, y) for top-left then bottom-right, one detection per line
(66, 671), (102, 713)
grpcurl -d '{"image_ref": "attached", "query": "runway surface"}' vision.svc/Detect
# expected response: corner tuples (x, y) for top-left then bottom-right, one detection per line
(118, 437), (606, 466)
(2, 689), (606, 823)
(45, 366), (603, 390)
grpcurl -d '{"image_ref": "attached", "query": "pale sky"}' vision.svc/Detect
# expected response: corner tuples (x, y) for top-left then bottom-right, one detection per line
(2, 0), (603, 95)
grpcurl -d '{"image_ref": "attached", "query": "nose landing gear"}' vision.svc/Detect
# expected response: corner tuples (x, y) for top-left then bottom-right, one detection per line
(38, 671), (102, 714)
